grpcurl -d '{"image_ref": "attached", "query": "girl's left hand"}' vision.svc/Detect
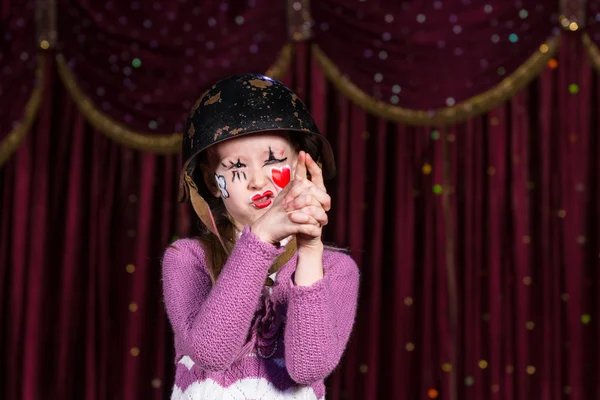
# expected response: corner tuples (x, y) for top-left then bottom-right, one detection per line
(283, 151), (331, 246)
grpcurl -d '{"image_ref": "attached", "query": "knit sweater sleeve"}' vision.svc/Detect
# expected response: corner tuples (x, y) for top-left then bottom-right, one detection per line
(284, 250), (360, 384)
(162, 226), (284, 371)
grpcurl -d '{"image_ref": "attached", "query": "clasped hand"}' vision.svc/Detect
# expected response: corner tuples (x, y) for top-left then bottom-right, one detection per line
(251, 151), (331, 249)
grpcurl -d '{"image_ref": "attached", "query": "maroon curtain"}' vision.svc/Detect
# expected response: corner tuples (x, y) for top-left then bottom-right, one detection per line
(0, 0), (39, 139)
(0, 55), (191, 399)
(56, 0), (287, 133)
(2, 2), (600, 400)
(2, 38), (599, 399)
(311, 0), (557, 109)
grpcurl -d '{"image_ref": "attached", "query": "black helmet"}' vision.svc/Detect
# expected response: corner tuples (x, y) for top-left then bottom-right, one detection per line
(178, 74), (336, 203)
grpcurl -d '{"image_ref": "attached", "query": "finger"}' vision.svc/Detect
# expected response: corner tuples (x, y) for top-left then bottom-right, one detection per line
(285, 192), (330, 213)
(283, 178), (313, 206)
(284, 186), (331, 211)
(288, 210), (321, 226)
(305, 153), (326, 192)
(288, 206), (328, 227)
(274, 181), (294, 205)
(294, 151), (307, 181)
(295, 223), (322, 238)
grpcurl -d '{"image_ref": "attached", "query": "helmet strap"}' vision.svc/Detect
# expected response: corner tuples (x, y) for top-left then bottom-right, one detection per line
(184, 173), (230, 256)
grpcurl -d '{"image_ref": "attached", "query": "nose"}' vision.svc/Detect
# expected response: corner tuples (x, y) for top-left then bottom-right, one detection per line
(248, 168), (268, 191)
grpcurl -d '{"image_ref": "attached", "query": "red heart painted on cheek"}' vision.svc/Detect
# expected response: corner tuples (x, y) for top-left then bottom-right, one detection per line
(271, 166), (291, 189)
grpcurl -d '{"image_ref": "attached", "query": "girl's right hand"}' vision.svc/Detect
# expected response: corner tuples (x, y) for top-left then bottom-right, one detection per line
(250, 183), (322, 245)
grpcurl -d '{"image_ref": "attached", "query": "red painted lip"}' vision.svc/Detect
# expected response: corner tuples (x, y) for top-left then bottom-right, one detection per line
(253, 199), (273, 209)
(251, 190), (273, 202)
(251, 190), (274, 209)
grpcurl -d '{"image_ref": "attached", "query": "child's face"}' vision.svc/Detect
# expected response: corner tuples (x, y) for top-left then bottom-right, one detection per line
(206, 133), (298, 230)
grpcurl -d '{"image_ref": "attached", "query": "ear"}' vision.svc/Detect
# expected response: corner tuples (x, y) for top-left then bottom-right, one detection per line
(201, 166), (221, 198)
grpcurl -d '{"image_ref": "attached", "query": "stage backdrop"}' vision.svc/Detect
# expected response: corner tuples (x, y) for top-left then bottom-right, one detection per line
(1, 0), (599, 399)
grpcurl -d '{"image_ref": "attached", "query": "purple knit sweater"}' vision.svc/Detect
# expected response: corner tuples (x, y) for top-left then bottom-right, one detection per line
(162, 226), (359, 399)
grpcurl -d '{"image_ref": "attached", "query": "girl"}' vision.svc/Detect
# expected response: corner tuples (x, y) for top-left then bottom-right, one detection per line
(162, 74), (359, 399)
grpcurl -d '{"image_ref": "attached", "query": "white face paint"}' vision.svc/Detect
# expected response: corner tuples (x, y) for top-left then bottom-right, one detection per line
(215, 174), (229, 198)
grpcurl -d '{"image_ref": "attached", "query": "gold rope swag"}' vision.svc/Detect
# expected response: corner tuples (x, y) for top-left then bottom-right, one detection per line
(56, 43), (294, 154)
(312, 36), (560, 125)
(582, 33), (600, 73)
(0, 55), (45, 167)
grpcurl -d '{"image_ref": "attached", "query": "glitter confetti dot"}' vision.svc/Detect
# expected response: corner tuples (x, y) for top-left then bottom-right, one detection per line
(151, 379), (161, 389)
(40, 40), (50, 49)
(506, 365), (514, 374)
(479, 360), (488, 369)
(519, 9), (529, 18)
(374, 73), (383, 83)
(130, 347), (140, 357)
(581, 314), (591, 325)
(132, 58), (141, 68)
(539, 44), (549, 53)
(431, 130), (440, 140)
(433, 184), (443, 195)
(465, 376), (475, 386)
(446, 97), (456, 106)
(497, 66), (506, 75)
(522, 276), (532, 285)
(422, 163), (432, 175)
(564, 386), (572, 395)
(484, 5), (493, 13)
(428, 389), (439, 399)
(405, 342), (415, 351)
(442, 363), (452, 372)
(126, 264), (135, 273)
(417, 14), (426, 23)
(359, 364), (368, 373)
(404, 297), (413, 306)
(524, 321), (535, 331)
(509, 33), (519, 43)
(129, 302), (138, 312)
(568, 84), (580, 94)
(526, 366), (536, 375)
(392, 84), (401, 93)
(558, 210), (566, 218)
(548, 59), (558, 69)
